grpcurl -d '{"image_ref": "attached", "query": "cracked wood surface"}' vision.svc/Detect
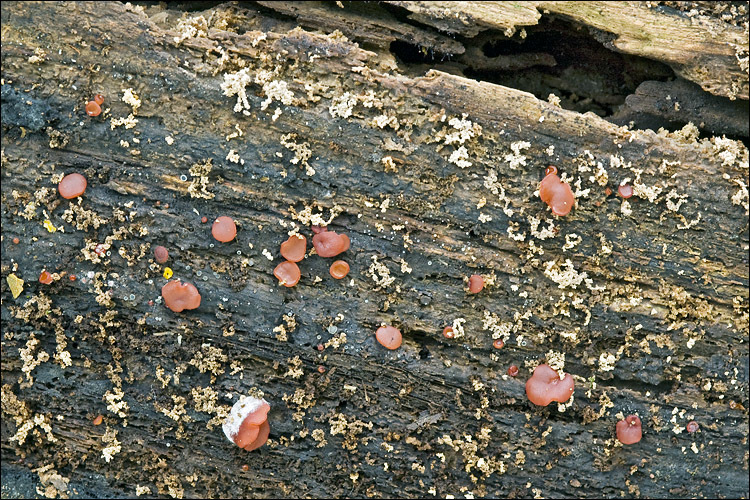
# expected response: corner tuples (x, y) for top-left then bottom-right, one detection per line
(1, 2), (748, 499)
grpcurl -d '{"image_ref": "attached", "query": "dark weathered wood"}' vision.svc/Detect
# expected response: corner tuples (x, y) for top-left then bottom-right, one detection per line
(387, 1), (750, 100)
(256, 1), (465, 55)
(1, 2), (748, 499)
(612, 79), (749, 138)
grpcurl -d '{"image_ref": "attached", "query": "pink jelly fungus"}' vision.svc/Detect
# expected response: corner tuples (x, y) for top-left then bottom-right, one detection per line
(618, 183), (633, 199)
(85, 100), (101, 117)
(58, 173), (87, 199)
(153, 245), (169, 264)
(280, 235), (307, 262)
(161, 281), (201, 312)
(273, 261), (301, 287)
(222, 397), (271, 451)
(468, 274), (484, 293)
(212, 216), (237, 242)
(329, 260), (350, 279)
(39, 270), (53, 285)
(616, 415), (642, 445)
(375, 325), (402, 350)
(539, 172), (575, 216)
(525, 364), (575, 406)
(312, 231), (349, 257)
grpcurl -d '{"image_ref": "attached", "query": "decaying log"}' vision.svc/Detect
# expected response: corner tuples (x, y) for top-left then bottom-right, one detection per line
(387, 1), (749, 100)
(1, 2), (748, 499)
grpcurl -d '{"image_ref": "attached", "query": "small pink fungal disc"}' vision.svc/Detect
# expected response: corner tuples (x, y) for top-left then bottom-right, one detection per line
(212, 216), (237, 242)
(153, 245), (169, 264)
(280, 234), (306, 262)
(539, 172), (575, 216)
(85, 100), (101, 117)
(161, 280), (201, 312)
(616, 415), (642, 445)
(222, 396), (271, 452)
(329, 260), (350, 279)
(58, 173), (87, 199)
(312, 231), (349, 257)
(245, 420), (270, 451)
(339, 234), (351, 252)
(525, 363), (575, 406)
(468, 274), (484, 293)
(274, 261), (301, 287)
(39, 270), (53, 285)
(618, 183), (633, 199)
(375, 325), (402, 350)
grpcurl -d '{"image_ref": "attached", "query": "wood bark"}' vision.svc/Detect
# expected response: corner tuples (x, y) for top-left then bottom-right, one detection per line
(1, 2), (748, 499)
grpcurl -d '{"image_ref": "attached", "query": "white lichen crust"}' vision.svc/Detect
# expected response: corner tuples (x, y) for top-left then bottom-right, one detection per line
(221, 395), (269, 443)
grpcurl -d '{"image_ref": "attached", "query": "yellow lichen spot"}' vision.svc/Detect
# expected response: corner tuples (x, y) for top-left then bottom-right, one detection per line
(43, 220), (56, 233)
(163, 267), (173, 279)
(7, 274), (24, 298)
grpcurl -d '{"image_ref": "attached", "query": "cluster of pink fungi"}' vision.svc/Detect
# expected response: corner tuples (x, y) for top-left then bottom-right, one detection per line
(56, 152), (645, 452)
(273, 225), (351, 287)
(85, 94), (104, 117)
(525, 364), (575, 406)
(160, 216), (238, 312)
(539, 165), (575, 216)
(222, 396), (271, 452)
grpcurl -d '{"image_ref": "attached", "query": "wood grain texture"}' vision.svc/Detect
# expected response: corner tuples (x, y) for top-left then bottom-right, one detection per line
(388, 0), (749, 100)
(1, 2), (748, 499)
